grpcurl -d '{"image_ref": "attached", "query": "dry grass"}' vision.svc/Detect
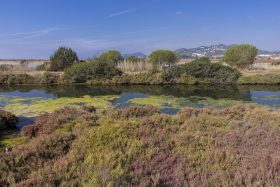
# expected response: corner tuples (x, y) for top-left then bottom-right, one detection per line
(117, 59), (155, 73)
(266, 65), (280, 72)
(0, 65), (63, 76)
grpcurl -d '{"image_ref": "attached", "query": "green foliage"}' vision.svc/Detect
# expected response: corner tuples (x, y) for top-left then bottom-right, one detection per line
(237, 74), (280, 84)
(127, 55), (140, 63)
(147, 68), (160, 75)
(223, 44), (258, 69)
(42, 71), (51, 83)
(160, 57), (242, 84)
(97, 50), (123, 67)
(0, 109), (18, 131)
(64, 61), (123, 83)
(49, 46), (79, 71)
(36, 61), (50, 71)
(179, 73), (197, 84)
(148, 50), (180, 68)
(19, 59), (28, 67)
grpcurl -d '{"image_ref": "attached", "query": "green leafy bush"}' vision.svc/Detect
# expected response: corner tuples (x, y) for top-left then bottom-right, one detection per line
(64, 61), (123, 83)
(36, 61), (50, 71)
(49, 46), (79, 71)
(161, 57), (242, 84)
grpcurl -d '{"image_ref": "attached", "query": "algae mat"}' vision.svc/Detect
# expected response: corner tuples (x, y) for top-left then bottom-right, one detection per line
(0, 95), (121, 117)
(125, 95), (256, 110)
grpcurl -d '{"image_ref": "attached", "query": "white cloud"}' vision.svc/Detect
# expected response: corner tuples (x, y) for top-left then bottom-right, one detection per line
(108, 9), (136, 18)
(175, 12), (182, 14)
(0, 25), (93, 38)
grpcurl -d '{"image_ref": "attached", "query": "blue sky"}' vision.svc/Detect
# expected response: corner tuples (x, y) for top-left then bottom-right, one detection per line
(0, 0), (279, 59)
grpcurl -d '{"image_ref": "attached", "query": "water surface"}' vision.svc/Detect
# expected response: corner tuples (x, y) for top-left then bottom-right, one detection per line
(0, 84), (280, 128)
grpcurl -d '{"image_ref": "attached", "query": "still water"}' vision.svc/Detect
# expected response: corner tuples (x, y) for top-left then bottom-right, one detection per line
(0, 84), (280, 128)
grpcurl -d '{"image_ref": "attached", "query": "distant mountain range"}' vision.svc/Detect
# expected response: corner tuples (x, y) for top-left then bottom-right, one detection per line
(122, 52), (147, 58)
(175, 44), (280, 59)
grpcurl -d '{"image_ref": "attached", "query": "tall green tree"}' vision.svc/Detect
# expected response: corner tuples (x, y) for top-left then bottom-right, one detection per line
(49, 46), (78, 71)
(148, 50), (180, 68)
(222, 44), (258, 69)
(127, 55), (140, 63)
(97, 50), (123, 67)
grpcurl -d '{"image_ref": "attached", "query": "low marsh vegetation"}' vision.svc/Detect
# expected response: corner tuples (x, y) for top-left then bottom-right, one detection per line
(0, 57), (280, 85)
(1, 104), (280, 186)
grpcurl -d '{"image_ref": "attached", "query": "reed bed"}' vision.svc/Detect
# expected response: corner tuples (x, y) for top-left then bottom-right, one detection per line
(117, 59), (156, 73)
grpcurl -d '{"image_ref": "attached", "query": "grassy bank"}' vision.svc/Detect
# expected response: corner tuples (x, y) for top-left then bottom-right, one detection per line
(1, 104), (280, 186)
(1, 72), (280, 85)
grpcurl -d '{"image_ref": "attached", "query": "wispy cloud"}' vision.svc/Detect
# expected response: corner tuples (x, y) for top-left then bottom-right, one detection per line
(175, 12), (182, 14)
(0, 25), (93, 38)
(108, 9), (136, 18)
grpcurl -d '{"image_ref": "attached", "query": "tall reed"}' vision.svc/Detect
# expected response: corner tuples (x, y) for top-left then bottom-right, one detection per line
(117, 59), (156, 73)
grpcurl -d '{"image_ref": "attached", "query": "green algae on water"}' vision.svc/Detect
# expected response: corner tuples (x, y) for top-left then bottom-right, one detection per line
(0, 95), (121, 117)
(252, 95), (280, 101)
(125, 95), (254, 110)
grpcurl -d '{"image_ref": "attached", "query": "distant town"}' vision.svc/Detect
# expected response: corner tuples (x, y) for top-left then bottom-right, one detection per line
(175, 44), (280, 59)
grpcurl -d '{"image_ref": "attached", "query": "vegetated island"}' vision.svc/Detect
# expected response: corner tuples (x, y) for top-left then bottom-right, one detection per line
(1, 44), (280, 85)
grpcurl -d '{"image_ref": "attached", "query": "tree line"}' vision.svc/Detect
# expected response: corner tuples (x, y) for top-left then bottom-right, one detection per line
(43, 44), (258, 72)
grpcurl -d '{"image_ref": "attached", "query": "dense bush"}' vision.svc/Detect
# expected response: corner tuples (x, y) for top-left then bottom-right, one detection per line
(0, 109), (18, 130)
(36, 61), (51, 71)
(7, 74), (35, 84)
(2, 104), (280, 186)
(161, 57), (242, 84)
(49, 47), (79, 71)
(64, 61), (123, 83)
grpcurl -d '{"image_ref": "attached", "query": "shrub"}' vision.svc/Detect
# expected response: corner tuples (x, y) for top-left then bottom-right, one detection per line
(42, 71), (51, 83)
(0, 109), (18, 130)
(15, 74), (34, 84)
(64, 61), (122, 83)
(160, 57), (242, 84)
(36, 61), (50, 71)
(22, 106), (97, 137)
(147, 68), (160, 75)
(49, 46), (79, 71)
(20, 59), (29, 67)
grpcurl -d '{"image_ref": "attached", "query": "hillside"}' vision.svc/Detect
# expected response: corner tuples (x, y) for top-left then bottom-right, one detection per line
(122, 52), (147, 58)
(175, 44), (280, 59)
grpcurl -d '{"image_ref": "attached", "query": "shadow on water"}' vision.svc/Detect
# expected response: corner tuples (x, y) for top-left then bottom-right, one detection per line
(1, 84), (278, 100)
